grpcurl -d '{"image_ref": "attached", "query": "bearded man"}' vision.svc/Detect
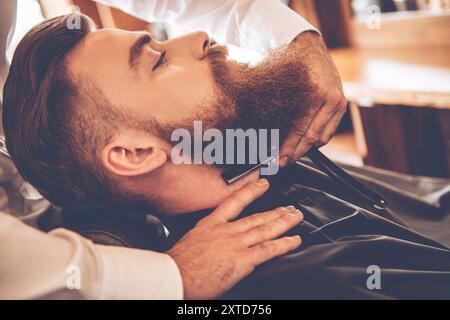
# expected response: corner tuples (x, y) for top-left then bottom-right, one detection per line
(3, 14), (450, 299)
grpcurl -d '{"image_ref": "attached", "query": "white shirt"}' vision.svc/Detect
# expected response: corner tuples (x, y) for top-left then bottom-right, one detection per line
(0, 212), (183, 299)
(1, 0), (316, 299)
(94, 0), (317, 55)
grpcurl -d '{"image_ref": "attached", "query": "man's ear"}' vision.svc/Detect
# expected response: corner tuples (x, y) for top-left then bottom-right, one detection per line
(101, 130), (168, 177)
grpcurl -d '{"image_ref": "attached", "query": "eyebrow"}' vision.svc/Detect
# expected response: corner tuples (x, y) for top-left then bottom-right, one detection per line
(129, 33), (151, 69)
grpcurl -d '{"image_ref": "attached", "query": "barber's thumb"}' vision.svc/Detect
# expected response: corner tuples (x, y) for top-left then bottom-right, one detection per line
(206, 179), (270, 224)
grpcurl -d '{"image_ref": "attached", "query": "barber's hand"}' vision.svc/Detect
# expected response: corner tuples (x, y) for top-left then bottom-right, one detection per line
(167, 179), (303, 300)
(279, 31), (347, 167)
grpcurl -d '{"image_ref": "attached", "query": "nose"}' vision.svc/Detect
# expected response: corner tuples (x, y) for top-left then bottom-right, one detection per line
(195, 31), (211, 59)
(185, 31), (210, 59)
(163, 31), (210, 60)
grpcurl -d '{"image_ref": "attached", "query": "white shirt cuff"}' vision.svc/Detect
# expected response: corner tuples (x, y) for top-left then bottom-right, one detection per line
(240, 0), (320, 55)
(97, 245), (183, 300)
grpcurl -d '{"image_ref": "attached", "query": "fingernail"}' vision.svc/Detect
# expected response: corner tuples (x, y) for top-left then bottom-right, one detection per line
(256, 178), (269, 187)
(291, 235), (301, 242)
(290, 209), (303, 217)
(279, 157), (289, 167)
(285, 205), (296, 211)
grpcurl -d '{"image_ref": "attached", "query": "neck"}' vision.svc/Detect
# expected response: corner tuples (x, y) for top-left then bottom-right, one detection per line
(139, 162), (260, 215)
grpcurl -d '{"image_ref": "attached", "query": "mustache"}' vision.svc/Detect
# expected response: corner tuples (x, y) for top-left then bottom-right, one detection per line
(205, 44), (230, 62)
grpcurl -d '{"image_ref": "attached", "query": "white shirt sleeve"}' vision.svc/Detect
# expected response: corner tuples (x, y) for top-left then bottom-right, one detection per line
(94, 0), (319, 55)
(0, 212), (183, 299)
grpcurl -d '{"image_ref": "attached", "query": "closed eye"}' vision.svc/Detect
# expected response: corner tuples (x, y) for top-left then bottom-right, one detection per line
(152, 51), (167, 71)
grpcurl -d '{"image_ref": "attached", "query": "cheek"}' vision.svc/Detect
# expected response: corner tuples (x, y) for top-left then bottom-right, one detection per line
(151, 65), (217, 122)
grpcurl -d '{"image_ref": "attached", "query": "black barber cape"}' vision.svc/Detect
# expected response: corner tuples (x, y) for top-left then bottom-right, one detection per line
(161, 161), (450, 299)
(56, 161), (450, 299)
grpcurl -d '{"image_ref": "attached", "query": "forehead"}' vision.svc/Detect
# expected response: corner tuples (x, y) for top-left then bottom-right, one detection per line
(65, 28), (139, 80)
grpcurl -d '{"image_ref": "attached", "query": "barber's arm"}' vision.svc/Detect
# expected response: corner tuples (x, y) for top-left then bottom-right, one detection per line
(0, 211), (182, 299)
(0, 180), (302, 299)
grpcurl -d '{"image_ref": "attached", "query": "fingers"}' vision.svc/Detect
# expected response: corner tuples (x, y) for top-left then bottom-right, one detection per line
(279, 107), (320, 167)
(279, 130), (304, 167)
(318, 99), (348, 145)
(250, 235), (302, 266)
(201, 178), (270, 226)
(290, 98), (339, 161)
(243, 207), (303, 246)
(230, 205), (297, 232)
(280, 94), (347, 165)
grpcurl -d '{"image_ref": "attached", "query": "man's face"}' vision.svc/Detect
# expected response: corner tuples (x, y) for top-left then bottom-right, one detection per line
(65, 26), (316, 214)
(67, 28), (219, 127)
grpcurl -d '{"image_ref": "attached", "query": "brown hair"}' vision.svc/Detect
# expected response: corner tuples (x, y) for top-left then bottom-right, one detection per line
(2, 14), (142, 207)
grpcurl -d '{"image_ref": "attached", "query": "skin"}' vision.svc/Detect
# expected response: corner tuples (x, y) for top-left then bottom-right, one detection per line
(68, 29), (216, 124)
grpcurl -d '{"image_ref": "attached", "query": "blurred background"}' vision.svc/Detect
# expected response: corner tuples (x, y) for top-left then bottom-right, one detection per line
(8, 0), (450, 178)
